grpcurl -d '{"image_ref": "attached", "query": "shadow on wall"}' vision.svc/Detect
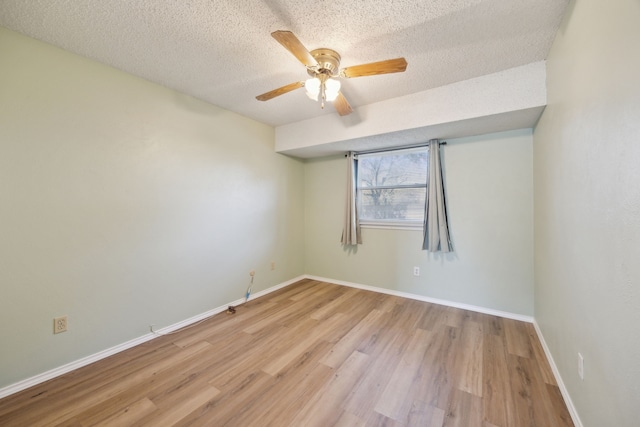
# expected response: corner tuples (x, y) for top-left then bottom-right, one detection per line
(428, 250), (458, 264)
(342, 244), (359, 255)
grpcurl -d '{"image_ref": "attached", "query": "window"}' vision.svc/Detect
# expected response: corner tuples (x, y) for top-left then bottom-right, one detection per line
(357, 147), (428, 229)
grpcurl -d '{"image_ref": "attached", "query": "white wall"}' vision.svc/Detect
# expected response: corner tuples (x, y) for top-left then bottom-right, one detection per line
(0, 27), (305, 389)
(533, 0), (640, 425)
(305, 129), (534, 316)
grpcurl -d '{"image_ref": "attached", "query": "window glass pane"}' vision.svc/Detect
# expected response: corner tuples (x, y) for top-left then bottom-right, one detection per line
(358, 149), (427, 188)
(356, 147), (428, 224)
(359, 187), (426, 221)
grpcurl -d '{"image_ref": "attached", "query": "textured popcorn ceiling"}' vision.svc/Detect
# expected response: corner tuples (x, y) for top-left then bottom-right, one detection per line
(0, 0), (568, 127)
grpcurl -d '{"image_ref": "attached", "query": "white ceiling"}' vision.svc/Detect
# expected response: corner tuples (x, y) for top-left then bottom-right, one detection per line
(0, 0), (569, 131)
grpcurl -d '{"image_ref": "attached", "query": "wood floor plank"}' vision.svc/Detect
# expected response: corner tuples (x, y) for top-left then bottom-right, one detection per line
(237, 340), (337, 427)
(407, 400), (446, 427)
(334, 410), (368, 427)
(507, 353), (571, 427)
(439, 306), (465, 330)
(77, 358), (219, 425)
(387, 298), (428, 332)
(179, 371), (275, 427)
(309, 286), (359, 320)
(257, 278), (317, 303)
(504, 318), (534, 358)
(526, 322), (557, 385)
(482, 314), (505, 337)
(341, 325), (412, 420)
(415, 303), (447, 331)
(206, 322), (311, 391)
(365, 411), (406, 426)
(375, 328), (433, 421)
(0, 339), (180, 420)
(443, 388), (483, 427)
(321, 308), (387, 368)
(412, 326), (459, 410)
(286, 279), (329, 301)
(290, 350), (370, 427)
(261, 312), (346, 376)
(74, 386), (160, 426)
(172, 301), (279, 348)
(325, 291), (392, 344)
(277, 288), (351, 329)
(546, 383), (575, 427)
(241, 285), (337, 335)
(0, 280), (574, 427)
(90, 397), (157, 426)
(4, 341), (212, 427)
(454, 319), (483, 397)
(132, 382), (220, 426)
(482, 333), (515, 427)
(78, 340), (226, 426)
(374, 293), (403, 313)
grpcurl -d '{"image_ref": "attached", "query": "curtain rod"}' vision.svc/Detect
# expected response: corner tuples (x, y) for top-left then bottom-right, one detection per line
(345, 140), (447, 157)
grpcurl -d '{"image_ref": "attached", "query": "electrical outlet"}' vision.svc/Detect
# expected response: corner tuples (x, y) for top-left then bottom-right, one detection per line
(249, 270), (255, 277)
(271, 261), (276, 271)
(413, 266), (420, 276)
(54, 316), (68, 334)
(578, 353), (584, 380)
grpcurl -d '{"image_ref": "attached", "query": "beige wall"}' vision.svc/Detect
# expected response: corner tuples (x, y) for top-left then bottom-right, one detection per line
(0, 27), (305, 389)
(305, 130), (534, 316)
(533, 0), (640, 425)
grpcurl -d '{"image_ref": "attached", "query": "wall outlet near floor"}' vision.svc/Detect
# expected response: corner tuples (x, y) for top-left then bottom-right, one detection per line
(578, 352), (584, 380)
(54, 316), (68, 334)
(249, 270), (255, 277)
(270, 261), (276, 271)
(413, 266), (420, 276)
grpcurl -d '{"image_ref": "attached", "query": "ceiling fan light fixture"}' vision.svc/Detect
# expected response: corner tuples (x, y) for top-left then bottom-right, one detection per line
(324, 78), (341, 102)
(305, 77), (320, 101)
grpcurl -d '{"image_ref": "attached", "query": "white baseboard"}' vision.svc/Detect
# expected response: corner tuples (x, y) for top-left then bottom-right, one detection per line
(0, 275), (305, 400)
(532, 320), (583, 427)
(305, 275), (534, 323)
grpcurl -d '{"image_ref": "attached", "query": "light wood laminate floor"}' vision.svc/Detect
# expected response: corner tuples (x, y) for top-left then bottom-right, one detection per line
(0, 279), (574, 426)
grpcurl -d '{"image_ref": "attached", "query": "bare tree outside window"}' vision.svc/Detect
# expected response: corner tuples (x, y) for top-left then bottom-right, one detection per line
(357, 148), (428, 224)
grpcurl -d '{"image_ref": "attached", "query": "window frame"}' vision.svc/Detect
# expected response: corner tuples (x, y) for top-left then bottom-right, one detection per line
(356, 146), (428, 230)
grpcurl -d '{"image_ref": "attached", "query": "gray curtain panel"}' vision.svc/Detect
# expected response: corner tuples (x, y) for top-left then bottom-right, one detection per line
(423, 140), (452, 252)
(341, 152), (362, 245)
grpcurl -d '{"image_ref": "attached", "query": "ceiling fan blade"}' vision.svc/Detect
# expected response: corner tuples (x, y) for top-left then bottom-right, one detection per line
(342, 57), (408, 78)
(271, 30), (317, 67)
(333, 92), (353, 116)
(256, 81), (304, 101)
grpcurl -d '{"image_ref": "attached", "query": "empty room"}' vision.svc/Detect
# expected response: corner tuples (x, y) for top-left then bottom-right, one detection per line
(0, 0), (638, 426)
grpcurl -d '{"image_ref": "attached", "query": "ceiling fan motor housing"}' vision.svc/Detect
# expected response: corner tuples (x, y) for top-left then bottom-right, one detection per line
(308, 48), (341, 77)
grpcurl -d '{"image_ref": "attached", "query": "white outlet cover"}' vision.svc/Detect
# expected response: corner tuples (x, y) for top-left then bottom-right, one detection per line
(54, 316), (68, 334)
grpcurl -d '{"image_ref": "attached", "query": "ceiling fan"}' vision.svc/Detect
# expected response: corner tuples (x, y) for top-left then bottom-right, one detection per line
(256, 30), (408, 116)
